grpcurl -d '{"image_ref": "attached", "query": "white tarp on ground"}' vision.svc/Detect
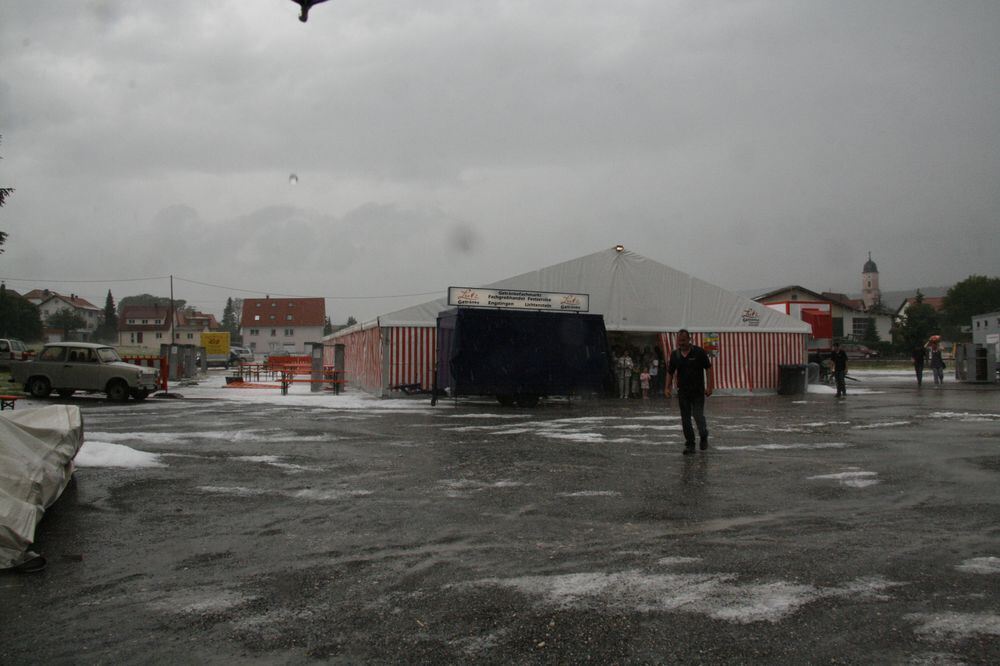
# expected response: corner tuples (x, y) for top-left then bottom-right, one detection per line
(0, 405), (83, 569)
(333, 247), (810, 334)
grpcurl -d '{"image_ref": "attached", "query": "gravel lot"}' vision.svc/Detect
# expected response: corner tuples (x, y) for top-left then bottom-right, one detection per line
(2, 372), (999, 664)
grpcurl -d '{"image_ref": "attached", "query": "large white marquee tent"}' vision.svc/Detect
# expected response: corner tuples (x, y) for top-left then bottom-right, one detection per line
(325, 247), (810, 396)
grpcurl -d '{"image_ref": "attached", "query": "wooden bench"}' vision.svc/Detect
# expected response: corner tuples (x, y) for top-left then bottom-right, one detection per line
(0, 394), (21, 411)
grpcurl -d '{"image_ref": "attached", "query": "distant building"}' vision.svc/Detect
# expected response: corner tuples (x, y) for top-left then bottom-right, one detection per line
(972, 311), (1000, 348)
(240, 297), (326, 355)
(117, 305), (221, 353)
(23, 289), (101, 341)
(754, 285), (893, 342)
(118, 305), (172, 353)
(861, 252), (881, 309)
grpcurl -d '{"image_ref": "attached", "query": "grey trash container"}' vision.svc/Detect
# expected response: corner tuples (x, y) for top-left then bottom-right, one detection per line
(778, 364), (807, 395)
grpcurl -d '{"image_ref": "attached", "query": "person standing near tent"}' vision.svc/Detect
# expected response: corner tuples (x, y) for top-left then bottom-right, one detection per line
(665, 330), (714, 454)
(830, 342), (849, 398)
(616, 351), (634, 399)
(928, 338), (946, 385)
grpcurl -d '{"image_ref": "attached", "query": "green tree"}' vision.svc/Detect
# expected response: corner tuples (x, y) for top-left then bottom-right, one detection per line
(896, 291), (939, 351)
(942, 275), (1000, 329)
(345, 315), (357, 327)
(0, 135), (12, 254)
(95, 290), (119, 341)
(323, 316), (333, 336)
(0, 285), (43, 341)
(119, 294), (185, 311)
(47, 307), (87, 340)
(222, 297), (237, 333)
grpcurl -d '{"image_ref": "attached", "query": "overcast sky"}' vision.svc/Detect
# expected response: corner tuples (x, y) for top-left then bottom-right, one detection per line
(1, 0), (998, 322)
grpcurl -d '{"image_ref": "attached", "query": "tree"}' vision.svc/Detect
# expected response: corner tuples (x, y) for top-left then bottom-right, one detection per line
(942, 275), (1000, 329)
(896, 291), (939, 351)
(0, 135), (12, 254)
(119, 294), (185, 311)
(346, 315), (357, 327)
(0, 285), (43, 341)
(222, 297), (238, 334)
(95, 290), (119, 342)
(47, 307), (87, 340)
(323, 316), (333, 336)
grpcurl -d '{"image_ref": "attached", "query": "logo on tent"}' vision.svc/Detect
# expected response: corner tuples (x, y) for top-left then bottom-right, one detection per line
(741, 308), (761, 326)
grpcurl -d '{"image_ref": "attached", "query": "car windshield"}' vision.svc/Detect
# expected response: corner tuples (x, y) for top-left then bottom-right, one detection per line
(38, 346), (66, 362)
(97, 347), (122, 363)
(11, 340), (25, 351)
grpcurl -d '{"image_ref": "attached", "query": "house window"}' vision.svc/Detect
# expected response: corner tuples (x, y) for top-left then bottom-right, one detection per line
(256, 302), (261, 308)
(254, 315), (260, 321)
(155, 319), (161, 324)
(271, 329), (277, 337)
(250, 328), (260, 336)
(284, 328), (293, 336)
(852, 318), (871, 339)
(130, 333), (136, 343)
(128, 319), (135, 324)
(271, 303), (277, 308)
(286, 314), (293, 321)
(155, 333), (162, 339)
(269, 315), (276, 320)
(141, 319), (148, 324)
(187, 333), (194, 339)
(288, 302), (295, 307)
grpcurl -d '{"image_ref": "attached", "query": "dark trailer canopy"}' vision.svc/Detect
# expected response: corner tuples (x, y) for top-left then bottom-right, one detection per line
(436, 308), (612, 405)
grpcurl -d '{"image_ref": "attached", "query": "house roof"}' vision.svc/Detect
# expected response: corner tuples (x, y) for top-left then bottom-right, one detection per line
(29, 290), (100, 311)
(241, 298), (326, 328)
(119, 305), (172, 331)
(175, 309), (220, 330)
(820, 292), (866, 311)
(753, 285), (829, 303)
(333, 248), (810, 335)
(896, 296), (946, 314)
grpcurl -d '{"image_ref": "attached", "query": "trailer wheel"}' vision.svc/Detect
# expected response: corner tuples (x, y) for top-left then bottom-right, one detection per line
(496, 395), (515, 407)
(515, 394), (539, 408)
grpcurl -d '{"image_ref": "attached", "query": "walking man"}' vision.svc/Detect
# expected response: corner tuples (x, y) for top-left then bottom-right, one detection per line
(830, 342), (848, 398)
(911, 345), (926, 386)
(928, 339), (945, 386)
(665, 330), (714, 455)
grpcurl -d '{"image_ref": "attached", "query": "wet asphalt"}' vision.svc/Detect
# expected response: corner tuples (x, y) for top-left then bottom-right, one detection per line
(2, 376), (999, 664)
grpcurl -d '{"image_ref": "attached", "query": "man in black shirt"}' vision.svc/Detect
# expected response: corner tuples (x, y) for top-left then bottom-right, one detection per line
(830, 342), (849, 398)
(666, 329), (714, 455)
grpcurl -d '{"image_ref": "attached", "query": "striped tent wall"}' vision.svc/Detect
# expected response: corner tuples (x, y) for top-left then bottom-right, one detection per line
(658, 331), (807, 392)
(388, 326), (437, 391)
(330, 326), (384, 394)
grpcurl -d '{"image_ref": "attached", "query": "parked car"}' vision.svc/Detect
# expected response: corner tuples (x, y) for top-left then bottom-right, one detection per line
(840, 343), (880, 360)
(8, 342), (160, 401)
(229, 345), (254, 363)
(0, 338), (28, 362)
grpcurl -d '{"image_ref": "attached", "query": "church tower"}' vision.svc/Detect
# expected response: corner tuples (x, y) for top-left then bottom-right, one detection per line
(861, 252), (880, 310)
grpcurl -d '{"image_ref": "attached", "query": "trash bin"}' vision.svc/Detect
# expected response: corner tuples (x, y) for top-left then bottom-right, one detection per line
(778, 364), (807, 395)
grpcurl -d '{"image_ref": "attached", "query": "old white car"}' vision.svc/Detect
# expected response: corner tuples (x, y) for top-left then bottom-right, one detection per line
(9, 342), (160, 401)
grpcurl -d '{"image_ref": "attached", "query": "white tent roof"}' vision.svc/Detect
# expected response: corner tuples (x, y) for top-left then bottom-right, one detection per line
(333, 248), (810, 335)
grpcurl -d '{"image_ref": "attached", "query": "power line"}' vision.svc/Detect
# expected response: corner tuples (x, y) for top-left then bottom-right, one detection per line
(0, 274), (444, 300)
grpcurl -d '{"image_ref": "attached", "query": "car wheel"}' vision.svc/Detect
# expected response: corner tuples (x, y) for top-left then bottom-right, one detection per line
(56, 389), (76, 398)
(496, 394), (516, 407)
(106, 380), (130, 402)
(27, 377), (52, 398)
(131, 388), (150, 401)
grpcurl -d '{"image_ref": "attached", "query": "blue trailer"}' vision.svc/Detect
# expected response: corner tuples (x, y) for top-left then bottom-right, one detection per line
(434, 308), (613, 406)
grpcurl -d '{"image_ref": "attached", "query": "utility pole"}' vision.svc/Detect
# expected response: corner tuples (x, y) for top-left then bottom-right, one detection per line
(169, 274), (175, 345)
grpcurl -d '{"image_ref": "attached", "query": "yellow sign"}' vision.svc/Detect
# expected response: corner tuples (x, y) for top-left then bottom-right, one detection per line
(200, 332), (230, 355)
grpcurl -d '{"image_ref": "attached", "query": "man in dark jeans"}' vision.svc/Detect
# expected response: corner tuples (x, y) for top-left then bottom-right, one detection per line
(666, 329), (715, 455)
(830, 342), (849, 398)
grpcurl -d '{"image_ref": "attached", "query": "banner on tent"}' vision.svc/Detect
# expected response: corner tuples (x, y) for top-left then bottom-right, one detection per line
(448, 287), (589, 312)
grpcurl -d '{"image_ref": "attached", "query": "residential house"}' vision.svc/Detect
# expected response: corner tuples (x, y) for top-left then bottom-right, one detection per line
(754, 286), (893, 343)
(118, 305), (223, 353)
(241, 297), (325, 355)
(24, 289), (101, 341)
(173, 308), (222, 345)
(118, 305), (172, 354)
